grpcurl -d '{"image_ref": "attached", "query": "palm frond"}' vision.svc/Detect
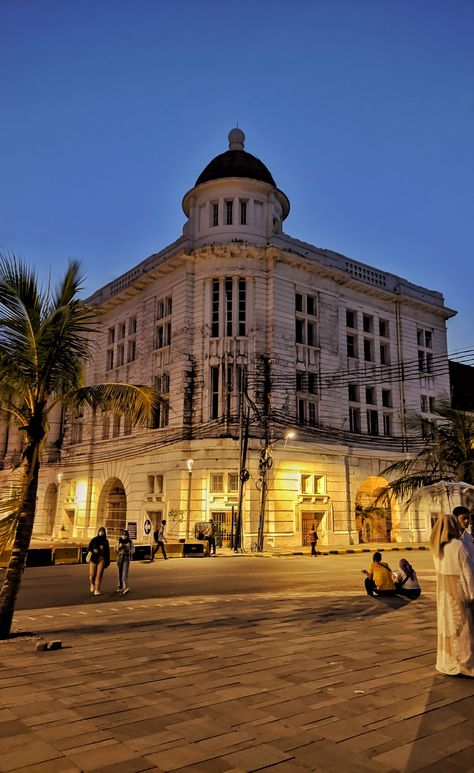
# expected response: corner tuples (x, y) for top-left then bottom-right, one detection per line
(0, 468), (28, 555)
(73, 383), (167, 426)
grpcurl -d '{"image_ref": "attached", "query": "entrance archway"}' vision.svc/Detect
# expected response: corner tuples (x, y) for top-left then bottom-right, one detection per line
(355, 476), (392, 543)
(98, 478), (127, 538)
(43, 483), (58, 536)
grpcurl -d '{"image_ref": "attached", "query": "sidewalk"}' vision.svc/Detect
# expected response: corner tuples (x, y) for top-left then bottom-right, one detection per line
(2, 585), (474, 771)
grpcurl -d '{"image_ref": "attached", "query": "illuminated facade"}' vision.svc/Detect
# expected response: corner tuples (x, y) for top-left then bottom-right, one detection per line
(5, 128), (455, 546)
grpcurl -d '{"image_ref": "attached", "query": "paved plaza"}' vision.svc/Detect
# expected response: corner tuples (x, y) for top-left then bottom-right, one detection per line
(1, 559), (474, 772)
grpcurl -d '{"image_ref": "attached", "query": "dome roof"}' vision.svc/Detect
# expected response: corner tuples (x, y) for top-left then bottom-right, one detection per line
(195, 129), (276, 187)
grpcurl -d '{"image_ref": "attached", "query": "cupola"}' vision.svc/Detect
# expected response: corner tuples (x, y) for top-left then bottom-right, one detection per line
(182, 129), (290, 247)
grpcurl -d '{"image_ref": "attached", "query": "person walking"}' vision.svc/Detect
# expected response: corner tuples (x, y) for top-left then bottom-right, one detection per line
(306, 524), (318, 556)
(87, 527), (110, 596)
(116, 529), (134, 594)
(394, 558), (421, 599)
(207, 519), (216, 556)
(362, 551), (396, 596)
(429, 514), (474, 677)
(151, 519), (168, 561)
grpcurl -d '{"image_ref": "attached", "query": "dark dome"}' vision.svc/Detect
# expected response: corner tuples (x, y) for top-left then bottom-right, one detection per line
(195, 149), (276, 187)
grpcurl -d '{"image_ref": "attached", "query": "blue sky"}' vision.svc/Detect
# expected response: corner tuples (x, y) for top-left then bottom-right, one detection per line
(1, 0), (473, 352)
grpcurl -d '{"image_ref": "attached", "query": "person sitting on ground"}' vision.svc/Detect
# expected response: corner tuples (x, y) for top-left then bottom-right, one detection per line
(394, 558), (421, 599)
(362, 551), (396, 596)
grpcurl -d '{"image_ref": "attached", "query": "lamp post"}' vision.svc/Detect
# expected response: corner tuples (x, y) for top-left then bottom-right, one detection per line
(185, 458), (193, 540)
(284, 430), (295, 448)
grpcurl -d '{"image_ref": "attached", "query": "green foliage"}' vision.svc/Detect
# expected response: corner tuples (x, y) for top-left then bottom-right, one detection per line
(378, 401), (474, 507)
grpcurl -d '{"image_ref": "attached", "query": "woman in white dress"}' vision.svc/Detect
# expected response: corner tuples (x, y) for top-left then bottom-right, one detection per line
(429, 514), (474, 677)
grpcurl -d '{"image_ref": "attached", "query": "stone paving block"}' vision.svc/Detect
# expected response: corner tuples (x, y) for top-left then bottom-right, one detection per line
(371, 722), (473, 771)
(119, 729), (186, 754)
(90, 759), (157, 773)
(0, 740), (62, 772)
(222, 744), (292, 770)
(35, 719), (102, 742)
(147, 742), (220, 771)
(1, 758), (82, 772)
(0, 719), (30, 738)
(66, 741), (143, 771)
(52, 731), (115, 753)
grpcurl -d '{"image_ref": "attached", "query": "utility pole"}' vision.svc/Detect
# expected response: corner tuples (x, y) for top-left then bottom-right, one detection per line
(235, 368), (250, 551)
(256, 357), (272, 552)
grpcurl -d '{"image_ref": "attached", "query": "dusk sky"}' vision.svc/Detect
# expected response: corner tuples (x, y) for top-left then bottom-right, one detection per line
(1, 0), (473, 354)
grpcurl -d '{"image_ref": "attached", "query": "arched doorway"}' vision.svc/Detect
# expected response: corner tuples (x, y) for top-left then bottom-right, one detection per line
(355, 476), (392, 543)
(97, 478), (127, 538)
(43, 483), (58, 536)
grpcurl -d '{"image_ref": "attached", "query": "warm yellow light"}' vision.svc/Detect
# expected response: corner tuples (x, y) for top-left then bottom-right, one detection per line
(75, 480), (88, 507)
(187, 458), (194, 472)
(285, 431), (296, 441)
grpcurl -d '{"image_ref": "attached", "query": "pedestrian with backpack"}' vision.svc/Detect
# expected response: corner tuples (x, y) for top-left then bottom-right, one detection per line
(151, 519), (168, 561)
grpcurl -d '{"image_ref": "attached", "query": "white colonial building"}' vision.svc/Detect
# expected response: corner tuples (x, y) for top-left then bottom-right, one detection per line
(4, 128), (454, 547)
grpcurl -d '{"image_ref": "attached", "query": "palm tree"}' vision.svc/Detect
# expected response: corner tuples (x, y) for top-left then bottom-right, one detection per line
(379, 402), (474, 507)
(0, 256), (164, 638)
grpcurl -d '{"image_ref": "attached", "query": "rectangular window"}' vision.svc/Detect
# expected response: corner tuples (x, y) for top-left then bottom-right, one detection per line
(308, 373), (317, 394)
(347, 334), (357, 358)
(300, 474), (325, 495)
(379, 319), (389, 338)
(382, 389), (391, 408)
(296, 319), (304, 344)
(296, 372), (304, 391)
(346, 309), (356, 329)
(102, 416), (110, 440)
(426, 353), (433, 373)
(210, 473), (224, 493)
(107, 327), (115, 345)
(418, 351), (426, 373)
(363, 338), (374, 362)
(117, 344), (125, 366)
(365, 386), (375, 405)
(429, 396), (436, 412)
(421, 394), (429, 412)
(308, 402), (317, 426)
(348, 383), (358, 402)
(225, 278), (233, 337)
(228, 473), (239, 492)
(380, 342), (390, 365)
(112, 414), (121, 438)
(301, 474), (312, 494)
(118, 322), (126, 339)
(298, 398), (305, 425)
(129, 317), (137, 335)
(306, 321), (316, 347)
(349, 406), (361, 433)
(225, 200), (233, 225)
(367, 409), (379, 436)
(306, 295), (316, 316)
(210, 366), (219, 419)
(425, 331), (433, 349)
(363, 314), (373, 333)
(383, 414), (392, 436)
(211, 279), (220, 337)
(106, 349), (114, 370)
(295, 293), (303, 312)
(240, 200), (247, 225)
(147, 475), (155, 495)
(238, 278), (246, 336)
(211, 202), (219, 227)
(127, 339), (136, 362)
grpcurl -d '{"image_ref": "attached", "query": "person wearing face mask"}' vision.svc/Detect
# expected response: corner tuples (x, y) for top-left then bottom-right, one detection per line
(87, 527), (110, 596)
(116, 529), (134, 595)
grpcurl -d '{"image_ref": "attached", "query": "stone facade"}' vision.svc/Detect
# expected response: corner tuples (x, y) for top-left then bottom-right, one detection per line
(3, 129), (455, 547)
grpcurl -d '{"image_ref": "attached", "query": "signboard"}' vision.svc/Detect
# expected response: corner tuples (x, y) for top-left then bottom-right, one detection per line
(126, 521), (138, 540)
(143, 518), (152, 537)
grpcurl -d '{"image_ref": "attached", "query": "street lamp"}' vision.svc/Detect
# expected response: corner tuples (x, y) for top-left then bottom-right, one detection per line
(185, 458), (193, 540)
(284, 430), (296, 448)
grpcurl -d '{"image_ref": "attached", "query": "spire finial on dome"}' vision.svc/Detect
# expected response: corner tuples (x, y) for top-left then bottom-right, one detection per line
(228, 127), (245, 151)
